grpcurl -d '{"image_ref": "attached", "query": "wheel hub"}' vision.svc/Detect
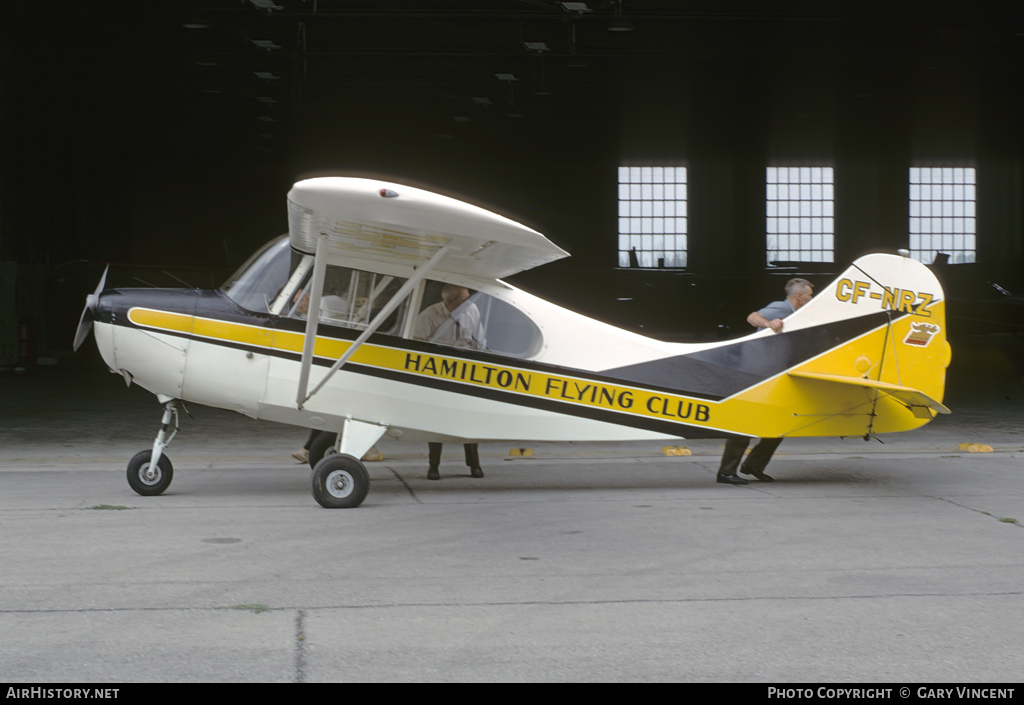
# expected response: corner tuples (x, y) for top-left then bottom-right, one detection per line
(325, 469), (354, 499)
(140, 462), (162, 485)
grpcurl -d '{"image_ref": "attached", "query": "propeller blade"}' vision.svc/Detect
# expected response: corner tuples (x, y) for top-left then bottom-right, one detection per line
(73, 265), (109, 352)
(72, 304), (93, 352)
(94, 265), (108, 299)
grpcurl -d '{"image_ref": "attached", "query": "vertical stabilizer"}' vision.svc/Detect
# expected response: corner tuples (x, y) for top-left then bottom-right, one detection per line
(728, 253), (951, 437)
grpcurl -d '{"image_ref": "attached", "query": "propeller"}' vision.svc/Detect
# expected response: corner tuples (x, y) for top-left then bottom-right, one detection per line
(73, 265), (109, 352)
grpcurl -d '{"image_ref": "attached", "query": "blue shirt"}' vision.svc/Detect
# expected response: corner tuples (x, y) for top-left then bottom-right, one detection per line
(755, 299), (795, 327)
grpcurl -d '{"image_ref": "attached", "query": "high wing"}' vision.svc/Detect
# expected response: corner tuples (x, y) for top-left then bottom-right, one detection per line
(286, 177), (569, 409)
(287, 177), (569, 280)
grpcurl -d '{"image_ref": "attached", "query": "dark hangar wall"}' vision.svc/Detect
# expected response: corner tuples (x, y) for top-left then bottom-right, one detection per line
(0, 2), (1021, 363)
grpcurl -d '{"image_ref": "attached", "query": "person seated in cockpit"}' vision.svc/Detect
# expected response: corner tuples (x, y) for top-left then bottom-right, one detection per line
(291, 289), (351, 322)
(414, 284), (483, 349)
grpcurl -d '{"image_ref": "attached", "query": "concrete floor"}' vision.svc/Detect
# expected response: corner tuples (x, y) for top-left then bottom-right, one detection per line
(1, 342), (1022, 682)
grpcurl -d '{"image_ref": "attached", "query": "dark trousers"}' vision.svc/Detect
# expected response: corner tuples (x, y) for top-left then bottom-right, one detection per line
(302, 429), (320, 450)
(718, 437), (783, 476)
(428, 442), (480, 468)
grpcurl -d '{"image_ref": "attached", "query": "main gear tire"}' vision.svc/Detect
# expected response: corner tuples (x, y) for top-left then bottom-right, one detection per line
(311, 453), (369, 508)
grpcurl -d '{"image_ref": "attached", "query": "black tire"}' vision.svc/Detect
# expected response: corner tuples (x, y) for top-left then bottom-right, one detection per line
(126, 450), (173, 496)
(308, 431), (339, 469)
(311, 453), (369, 508)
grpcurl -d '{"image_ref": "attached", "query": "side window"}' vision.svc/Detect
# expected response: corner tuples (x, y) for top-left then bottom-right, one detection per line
(413, 281), (543, 359)
(288, 265), (408, 336)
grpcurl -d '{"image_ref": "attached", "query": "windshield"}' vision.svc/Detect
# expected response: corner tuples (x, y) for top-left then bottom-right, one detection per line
(222, 236), (297, 313)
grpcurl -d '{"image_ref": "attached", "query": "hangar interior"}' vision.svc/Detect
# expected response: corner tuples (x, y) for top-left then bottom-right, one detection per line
(1, 1), (1022, 389)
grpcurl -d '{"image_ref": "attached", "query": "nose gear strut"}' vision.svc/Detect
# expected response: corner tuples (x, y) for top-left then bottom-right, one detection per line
(125, 400), (179, 497)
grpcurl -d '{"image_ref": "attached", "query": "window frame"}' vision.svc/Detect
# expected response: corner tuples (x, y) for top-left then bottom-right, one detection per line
(617, 165), (688, 269)
(765, 166), (835, 265)
(908, 166), (976, 265)
(412, 279), (545, 359)
(285, 264), (411, 337)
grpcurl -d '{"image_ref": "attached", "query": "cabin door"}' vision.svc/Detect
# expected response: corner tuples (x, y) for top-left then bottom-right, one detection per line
(181, 338), (270, 419)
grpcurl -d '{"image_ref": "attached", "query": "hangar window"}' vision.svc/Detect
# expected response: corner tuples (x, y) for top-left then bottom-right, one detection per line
(617, 166), (687, 268)
(909, 167), (976, 264)
(766, 167), (834, 264)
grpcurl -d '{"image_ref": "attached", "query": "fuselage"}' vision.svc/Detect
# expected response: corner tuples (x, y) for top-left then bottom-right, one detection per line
(89, 248), (950, 445)
(92, 281), (729, 444)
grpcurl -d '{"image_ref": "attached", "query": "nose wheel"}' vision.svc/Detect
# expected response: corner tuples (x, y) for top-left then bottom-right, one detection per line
(126, 399), (179, 497)
(126, 450), (174, 496)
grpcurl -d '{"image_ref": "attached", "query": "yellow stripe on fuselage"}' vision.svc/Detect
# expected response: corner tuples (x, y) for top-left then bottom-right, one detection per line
(127, 307), (719, 430)
(126, 305), (947, 438)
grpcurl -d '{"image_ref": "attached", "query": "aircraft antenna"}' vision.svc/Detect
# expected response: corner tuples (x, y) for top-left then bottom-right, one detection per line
(163, 271), (198, 290)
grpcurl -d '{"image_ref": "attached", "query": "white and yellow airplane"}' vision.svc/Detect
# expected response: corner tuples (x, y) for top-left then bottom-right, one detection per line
(74, 176), (951, 507)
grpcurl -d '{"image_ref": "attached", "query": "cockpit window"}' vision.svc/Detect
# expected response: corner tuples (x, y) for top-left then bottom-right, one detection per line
(413, 281), (543, 358)
(221, 236), (295, 313)
(287, 264), (408, 336)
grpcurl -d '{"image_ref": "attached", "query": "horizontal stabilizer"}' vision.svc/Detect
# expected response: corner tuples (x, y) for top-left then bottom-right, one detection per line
(788, 371), (951, 415)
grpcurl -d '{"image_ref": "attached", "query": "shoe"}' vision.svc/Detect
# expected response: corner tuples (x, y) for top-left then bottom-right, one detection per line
(741, 466), (774, 482)
(470, 466), (484, 479)
(716, 473), (749, 485)
(427, 465), (440, 481)
(291, 449), (309, 463)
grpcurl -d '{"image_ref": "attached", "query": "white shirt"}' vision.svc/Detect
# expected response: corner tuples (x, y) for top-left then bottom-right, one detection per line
(415, 300), (483, 349)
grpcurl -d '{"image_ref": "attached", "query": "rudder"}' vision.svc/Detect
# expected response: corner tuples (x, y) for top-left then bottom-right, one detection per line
(780, 253), (951, 436)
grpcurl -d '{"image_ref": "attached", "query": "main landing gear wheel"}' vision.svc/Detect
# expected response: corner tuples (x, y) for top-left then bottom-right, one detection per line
(311, 454), (369, 509)
(126, 450), (174, 496)
(308, 431), (339, 469)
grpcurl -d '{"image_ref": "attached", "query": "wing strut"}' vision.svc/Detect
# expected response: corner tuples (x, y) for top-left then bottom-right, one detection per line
(296, 234), (332, 408)
(296, 241), (451, 409)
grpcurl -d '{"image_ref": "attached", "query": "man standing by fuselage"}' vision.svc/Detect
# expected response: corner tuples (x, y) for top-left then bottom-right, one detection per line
(716, 278), (814, 485)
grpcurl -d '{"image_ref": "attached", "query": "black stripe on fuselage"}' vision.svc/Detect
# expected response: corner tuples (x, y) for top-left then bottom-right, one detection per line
(340, 360), (747, 439)
(601, 310), (904, 399)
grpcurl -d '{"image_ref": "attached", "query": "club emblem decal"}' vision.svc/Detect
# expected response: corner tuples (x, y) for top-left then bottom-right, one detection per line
(904, 322), (941, 348)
